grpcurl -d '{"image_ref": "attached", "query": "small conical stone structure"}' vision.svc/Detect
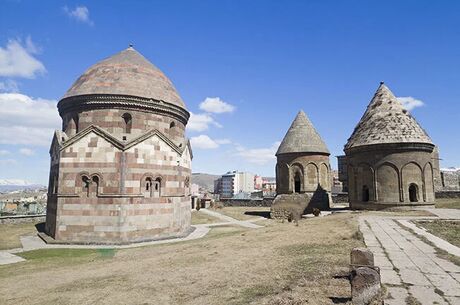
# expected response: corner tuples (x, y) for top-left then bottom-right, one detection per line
(344, 82), (436, 209)
(271, 111), (331, 219)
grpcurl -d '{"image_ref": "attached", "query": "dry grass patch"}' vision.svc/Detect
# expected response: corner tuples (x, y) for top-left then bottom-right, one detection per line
(0, 221), (40, 250)
(417, 220), (460, 247)
(435, 198), (460, 209)
(191, 210), (221, 224)
(0, 213), (362, 305)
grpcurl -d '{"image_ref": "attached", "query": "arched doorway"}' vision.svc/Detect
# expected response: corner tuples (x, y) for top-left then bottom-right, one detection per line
(294, 172), (301, 193)
(362, 185), (370, 202)
(409, 184), (418, 202)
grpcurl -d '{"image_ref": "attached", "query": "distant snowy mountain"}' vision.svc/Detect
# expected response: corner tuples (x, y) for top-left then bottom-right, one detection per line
(0, 180), (46, 192)
(441, 167), (460, 172)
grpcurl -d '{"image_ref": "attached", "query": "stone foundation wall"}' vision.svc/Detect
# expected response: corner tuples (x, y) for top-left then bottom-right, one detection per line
(221, 197), (274, 207)
(435, 191), (460, 199)
(53, 197), (190, 244)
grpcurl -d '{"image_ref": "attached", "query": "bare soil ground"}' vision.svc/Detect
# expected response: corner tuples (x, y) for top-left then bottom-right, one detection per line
(435, 198), (460, 209)
(0, 212), (363, 305)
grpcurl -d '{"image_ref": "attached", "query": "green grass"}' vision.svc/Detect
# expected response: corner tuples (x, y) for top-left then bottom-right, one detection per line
(435, 198), (460, 209)
(417, 220), (460, 247)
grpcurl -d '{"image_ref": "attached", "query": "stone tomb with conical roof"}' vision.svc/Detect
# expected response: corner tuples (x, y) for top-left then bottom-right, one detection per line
(271, 111), (332, 218)
(44, 47), (193, 244)
(344, 82), (436, 209)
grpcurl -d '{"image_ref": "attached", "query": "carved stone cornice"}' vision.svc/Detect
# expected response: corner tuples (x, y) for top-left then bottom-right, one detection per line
(58, 94), (190, 125)
(344, 142), (435, 155)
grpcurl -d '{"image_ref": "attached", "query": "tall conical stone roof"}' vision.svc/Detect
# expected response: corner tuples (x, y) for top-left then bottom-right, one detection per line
(345, 83), (432, 151)
(276, 110), (329, 155)
(63, 47), (186, 109)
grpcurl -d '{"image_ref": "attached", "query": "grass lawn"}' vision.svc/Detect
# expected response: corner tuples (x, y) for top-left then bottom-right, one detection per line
(0, 213), (363, 305)
(0, 221), (40, 250)
(417, 220), (460, 247)
(435, 198), (460, 209)
(216, 206), (271, 221)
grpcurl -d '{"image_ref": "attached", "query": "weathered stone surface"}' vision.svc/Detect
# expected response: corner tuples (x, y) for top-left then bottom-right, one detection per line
(63, 47), (185, 108)
(275, 111), (331, 211)
(351, 247), (374, 266)
(276, 110), (329, 155)
(344, 83), (436, 209)
(45, 47), (193, 244)
(351, 267), (381, 305)
(345, 83), (432, 149)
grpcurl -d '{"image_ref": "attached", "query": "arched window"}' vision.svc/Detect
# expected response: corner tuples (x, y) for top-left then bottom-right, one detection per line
(53, 175), (58, 194)
(74, 115), (79, 134)
(294, 171), (302, 193)
(82, 176), (90, 197)
(409, 184), (418, 202)
(144, 177), (153, 198)
(362, 185), (370, 202)
(122, 113), (132, 134)
(153, 178), (161, 198)
(91, 176), (100, 197)
(170, 121), (176, 129)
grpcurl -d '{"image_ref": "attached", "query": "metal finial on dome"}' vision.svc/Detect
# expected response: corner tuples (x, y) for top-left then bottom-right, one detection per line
(128, 43), (133, 48)
(380, 81), (384, 85)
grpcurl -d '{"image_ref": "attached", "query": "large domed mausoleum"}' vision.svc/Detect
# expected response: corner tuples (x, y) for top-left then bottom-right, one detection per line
(45, 47), (193, 244)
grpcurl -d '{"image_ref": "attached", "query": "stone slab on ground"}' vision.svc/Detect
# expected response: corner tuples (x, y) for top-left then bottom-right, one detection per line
(385, 286), (408, 305)
(0, 251), (25, 265)
(360, 213), (460, 305)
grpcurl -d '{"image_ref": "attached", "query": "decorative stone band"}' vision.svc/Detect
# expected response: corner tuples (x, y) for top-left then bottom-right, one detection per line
(56, 124), (191, 156)
(275, 151), (330, 157)
(56, 193), (187, 198)
(58, 94), (190, 125)
(344, 142), (435, 155)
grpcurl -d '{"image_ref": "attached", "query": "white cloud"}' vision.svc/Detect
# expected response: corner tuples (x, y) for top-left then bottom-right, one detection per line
(0, 38), (46, 78)
(235, 142), (280, 165)
(187, 112), (222, 132)
(0, 150), (10, 156)
(0, 159), (17, 165)
(199, 97), (235, 114)
(64, 6), (94, 25)
(397, 97), (424, 111)
(0, 93), (59, 146)
(0, 80), (19, 92)
(19, 148), (35, 156)
(215, 139), (231, 145)
(190, 135), (219, 149)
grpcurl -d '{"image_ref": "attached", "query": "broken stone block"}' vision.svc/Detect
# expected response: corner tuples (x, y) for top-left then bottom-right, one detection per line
(351, 247), (374, 266)
(351, 267), (381, 305)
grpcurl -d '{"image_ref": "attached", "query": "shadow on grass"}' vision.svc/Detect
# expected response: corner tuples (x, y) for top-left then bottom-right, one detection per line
(244, 211), (271, 219)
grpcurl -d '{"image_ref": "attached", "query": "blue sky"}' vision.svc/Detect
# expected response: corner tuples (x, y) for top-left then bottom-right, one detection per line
(0, 0), (459, 184)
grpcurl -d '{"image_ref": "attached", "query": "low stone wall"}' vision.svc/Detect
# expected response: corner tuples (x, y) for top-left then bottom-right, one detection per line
(435, 191), (460, 199)
(221, 197), (274, 207)
(332, 193), (349, 203)
(0, 214), (46, 224)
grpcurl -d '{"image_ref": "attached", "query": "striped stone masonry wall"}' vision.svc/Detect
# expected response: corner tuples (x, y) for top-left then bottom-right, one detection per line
(46, 122), (192, 244)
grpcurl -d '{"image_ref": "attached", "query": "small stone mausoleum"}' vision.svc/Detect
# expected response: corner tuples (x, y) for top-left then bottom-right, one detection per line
(344, 82), (435, 209)
(45, 47), (193, 244)
(272, 111), (331, 216)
